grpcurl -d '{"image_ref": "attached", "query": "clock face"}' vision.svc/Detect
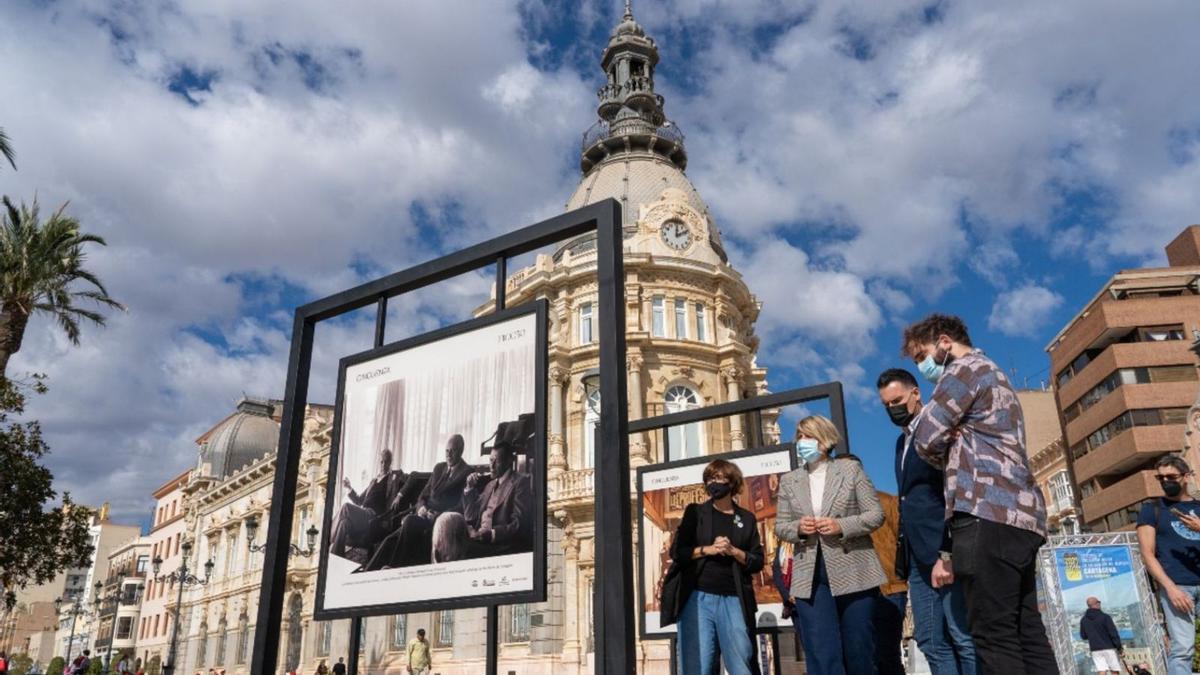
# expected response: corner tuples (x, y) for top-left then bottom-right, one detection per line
(661, 220), (693, 251)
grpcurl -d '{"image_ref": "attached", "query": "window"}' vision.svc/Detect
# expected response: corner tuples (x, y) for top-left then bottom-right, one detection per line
(695, 303), (707, 342)
(585, 577), (594, 653)
(584, 389), (600, 469)
(390, 614), (407, 650)
(317, 622), (332, 657)
(1140, 325), (1186, 342)
(1079, 408), (1191, 457)
(1047, 471), (1074, 513)
(436, 611), (455, 647)
(136, 555), (148, 575)
(674, 298), (687, 339)
(665, 385), (704, 459)
(508, 604), (531, 642)
(579, 302), (593, 344)
(196, 623), (208, 667)
(116, 617), (133, 640)
(1064, 365), (1198, 421)
(236, 615), (249, 664)
(651, 296), (665, 337)
(215, 619), (228, 666)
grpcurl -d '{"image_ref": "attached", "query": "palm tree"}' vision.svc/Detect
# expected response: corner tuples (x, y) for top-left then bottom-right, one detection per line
(0, 127), (14, 170)
(0, 197), (124, 376)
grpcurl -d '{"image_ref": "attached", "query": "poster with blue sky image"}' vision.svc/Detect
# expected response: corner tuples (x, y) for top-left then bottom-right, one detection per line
(1054, 545), (1149, 672)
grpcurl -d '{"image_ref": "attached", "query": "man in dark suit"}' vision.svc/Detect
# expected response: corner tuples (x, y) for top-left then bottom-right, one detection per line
(331, 448), (406, 557)
(364, 434), (476, 569)
(432, 440), (532, 562)
(878, 368), (977, 675)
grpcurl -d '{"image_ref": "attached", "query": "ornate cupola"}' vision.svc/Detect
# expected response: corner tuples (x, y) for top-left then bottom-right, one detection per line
(581, 1), (687, 174)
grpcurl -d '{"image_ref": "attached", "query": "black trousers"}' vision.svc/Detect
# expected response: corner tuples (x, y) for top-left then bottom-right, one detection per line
(950, 513), (1058, 675)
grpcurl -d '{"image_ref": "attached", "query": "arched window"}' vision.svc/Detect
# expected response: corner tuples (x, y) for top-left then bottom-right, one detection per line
(583, 389), (601, 469)
(665, 385), (704, 459)
(195, 622), (208, 668)
(236, 614), (250, 664)
(317, 621), (332, 657)
(215, 617), (227, 666)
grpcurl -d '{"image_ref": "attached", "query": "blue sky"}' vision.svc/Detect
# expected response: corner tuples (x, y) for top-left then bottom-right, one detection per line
(1, 0), (1199, 522)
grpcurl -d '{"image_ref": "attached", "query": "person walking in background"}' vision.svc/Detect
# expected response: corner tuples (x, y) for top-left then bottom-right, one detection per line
(406, 628), (432, 675)
(871, 491), (908, 675)
(69, 651), (91, 675)
(776, 415), (886, 675)
(1079, 597), (1122, 675)
(1136, 455), (1200, 675)
(877, 368), (976, 675)
(331, 658), (346, 675)
(904, 314), (1057, 675)
(664, 459), (764, 675)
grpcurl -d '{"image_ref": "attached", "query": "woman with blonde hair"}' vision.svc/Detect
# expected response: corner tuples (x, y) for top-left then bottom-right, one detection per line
(660, 458), (765, 674)
(775, 415), (886, 675)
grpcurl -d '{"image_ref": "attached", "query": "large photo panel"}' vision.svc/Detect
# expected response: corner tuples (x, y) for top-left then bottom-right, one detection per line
(637, 445), (797, 639)
(315, 300), (547, 618)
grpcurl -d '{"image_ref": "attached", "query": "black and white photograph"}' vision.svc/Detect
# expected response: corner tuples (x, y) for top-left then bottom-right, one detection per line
(316, 301), (547, 617)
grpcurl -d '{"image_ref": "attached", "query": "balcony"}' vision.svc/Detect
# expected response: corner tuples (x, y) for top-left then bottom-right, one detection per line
(1073, 425), (1184, 484)
(1081, 469), (1160, 526)
(549, 468), (594, 506)
(1058, 340), (1197, 409)
(1066, 381), (1198, 446)
(579, 118), (687, 173)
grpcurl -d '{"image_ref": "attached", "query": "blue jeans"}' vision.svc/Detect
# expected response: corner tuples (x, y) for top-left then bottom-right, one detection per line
(676, 590), (755, 675)
(908, 561), (977, 675)
(875, 591), (907, 675)
(1160, 584), (1200, 675)
(792, 548), (880, 675)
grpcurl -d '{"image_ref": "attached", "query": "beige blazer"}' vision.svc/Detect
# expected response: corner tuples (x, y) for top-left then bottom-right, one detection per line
(775, 457), (886, 600)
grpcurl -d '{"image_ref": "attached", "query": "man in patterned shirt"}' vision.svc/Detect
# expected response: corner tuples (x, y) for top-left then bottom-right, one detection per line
(904, 313), (1057, 675)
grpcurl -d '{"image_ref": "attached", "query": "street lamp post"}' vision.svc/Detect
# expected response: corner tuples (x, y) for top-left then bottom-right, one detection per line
(54, 596), (92, 668)
(244, 516), (318, 557)
(152, 541), (213, 675)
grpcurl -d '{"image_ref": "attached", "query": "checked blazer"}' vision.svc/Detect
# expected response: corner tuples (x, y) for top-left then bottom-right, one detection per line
(775, 456), (886, 600)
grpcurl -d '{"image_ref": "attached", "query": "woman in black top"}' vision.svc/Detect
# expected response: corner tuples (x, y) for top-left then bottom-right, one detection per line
(665, 459), (765, 675)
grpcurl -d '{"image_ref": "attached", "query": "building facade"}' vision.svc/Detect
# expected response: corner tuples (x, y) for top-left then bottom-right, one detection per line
(1021, 389), (1079, 534)
(94, 537), (151, 670)
(1046, 225), (1200, 532)
(136, 470), (190, 673)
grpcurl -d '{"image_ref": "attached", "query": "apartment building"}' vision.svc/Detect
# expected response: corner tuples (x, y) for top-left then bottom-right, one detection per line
(1046, 225), (1200, 531)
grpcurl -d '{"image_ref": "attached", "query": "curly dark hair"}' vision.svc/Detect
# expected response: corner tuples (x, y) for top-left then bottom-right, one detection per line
(901, 313), (972, 356)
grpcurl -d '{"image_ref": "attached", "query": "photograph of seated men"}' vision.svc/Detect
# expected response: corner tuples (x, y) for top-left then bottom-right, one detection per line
(330, 448), (408, 559)
(432, 438), (534, 562)
(362, 434), (476, 570)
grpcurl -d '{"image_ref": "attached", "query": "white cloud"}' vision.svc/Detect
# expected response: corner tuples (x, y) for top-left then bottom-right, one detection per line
(987, 284), (1065, 338)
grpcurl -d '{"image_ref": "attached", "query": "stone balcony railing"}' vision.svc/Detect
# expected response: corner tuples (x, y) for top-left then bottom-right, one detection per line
(548, 468), (595, 504)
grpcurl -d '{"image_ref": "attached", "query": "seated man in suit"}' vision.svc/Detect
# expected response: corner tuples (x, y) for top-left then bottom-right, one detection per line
(364, 434), (475, 569)
(432, 439), (532, 562)
(331, 448), (406, 558)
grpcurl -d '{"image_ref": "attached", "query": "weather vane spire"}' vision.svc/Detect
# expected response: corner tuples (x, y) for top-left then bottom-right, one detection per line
(624, 0), (633, 20)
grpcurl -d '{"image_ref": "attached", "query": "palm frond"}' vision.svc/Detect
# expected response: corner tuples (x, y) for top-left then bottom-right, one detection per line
(0, 128), (15, 171)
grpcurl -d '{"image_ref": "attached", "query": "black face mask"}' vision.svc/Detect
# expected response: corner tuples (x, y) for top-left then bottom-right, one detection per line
(887, 403), (914, 427)
(706, 482), (732, 500)
(1162, 479), (1184, 499)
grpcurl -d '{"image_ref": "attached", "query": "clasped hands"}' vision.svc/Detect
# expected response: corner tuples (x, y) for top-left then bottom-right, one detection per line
(702, 536), (741, 558)
(798, 516), (841, 537)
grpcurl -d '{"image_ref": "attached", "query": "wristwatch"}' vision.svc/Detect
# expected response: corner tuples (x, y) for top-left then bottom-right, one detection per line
(938, 551), (953, 562)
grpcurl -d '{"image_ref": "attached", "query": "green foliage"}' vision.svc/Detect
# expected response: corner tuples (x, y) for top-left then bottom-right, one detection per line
(0, 196), (124, 376)
(47, 657), (64, 675)
(86, 654), (101, 675)
(145, 655), (161, 675)
(0, 127), (14, 170)
(8, 653), (33, 675)
(0, 376), (94, 591)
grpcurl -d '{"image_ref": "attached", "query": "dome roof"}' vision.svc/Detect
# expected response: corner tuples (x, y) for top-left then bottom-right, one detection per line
(566, 155), (711, 228)
(198, 399), (280, 479)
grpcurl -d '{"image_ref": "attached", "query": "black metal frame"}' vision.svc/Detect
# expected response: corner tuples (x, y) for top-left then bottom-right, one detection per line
(313, 301), (549, 618)
(251, 199), (633, 675)
(635, 443), (798, 640)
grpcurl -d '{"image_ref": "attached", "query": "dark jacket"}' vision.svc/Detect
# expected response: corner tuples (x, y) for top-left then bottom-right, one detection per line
(1080, 607), (1121, 652)
(662, 501), (765, 672)
(350, 469), (406, 515)
(464, 470), (533, 549)
(419, 460), (475, 515)
(895, 433), (951, 571)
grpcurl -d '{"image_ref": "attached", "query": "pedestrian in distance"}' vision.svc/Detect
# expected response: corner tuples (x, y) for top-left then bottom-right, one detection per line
(877, 367), (976, 675)
(331, 658), (345, 675)
(1136, 455), (1200, 675)
(1079, 596), (1122, 675)
(660, 458), (764, 675)
(775, 415), (886, 675)
(904, 313), (1057, 675)
(407, 628), (432, 675)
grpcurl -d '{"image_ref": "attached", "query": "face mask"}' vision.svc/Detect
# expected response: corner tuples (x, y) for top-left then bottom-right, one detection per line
(1162, 479), (1184, 499)
(918, 343), (953, 384)
(706, 482), (732, 500)
(796, 439), (822, 464)
(887, 402), (914, 427)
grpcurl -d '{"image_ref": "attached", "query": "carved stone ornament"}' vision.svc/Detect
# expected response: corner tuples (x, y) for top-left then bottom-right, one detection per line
(644, 200), (706, 240)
